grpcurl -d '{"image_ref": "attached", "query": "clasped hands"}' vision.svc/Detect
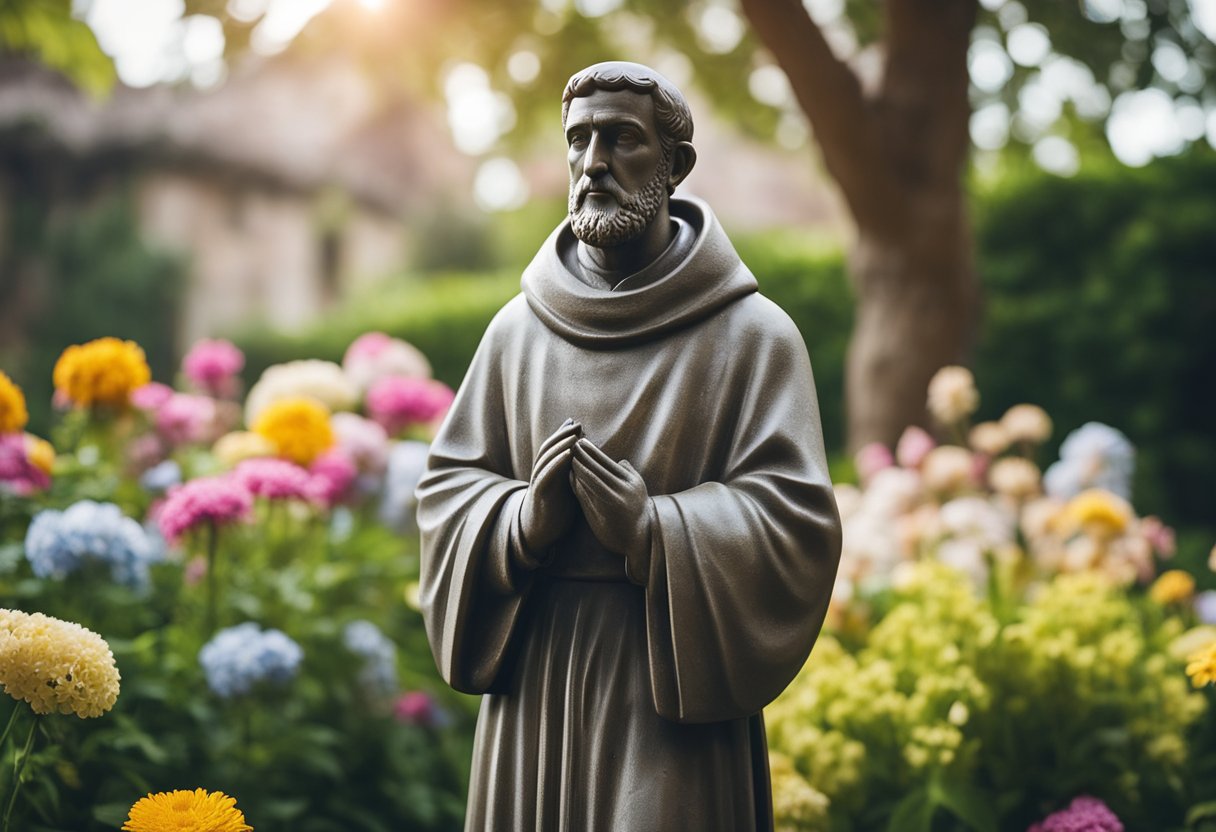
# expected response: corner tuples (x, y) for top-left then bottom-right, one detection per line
(518, 419), (652, 571)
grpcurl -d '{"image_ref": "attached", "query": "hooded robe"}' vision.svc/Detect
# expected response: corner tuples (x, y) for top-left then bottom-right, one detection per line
(417, 198), (842, 832)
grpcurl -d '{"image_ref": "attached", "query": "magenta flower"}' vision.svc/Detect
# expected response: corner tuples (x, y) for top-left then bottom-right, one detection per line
(231, 457), (316, 502)
(156, 393), (217, 446)
(896, 425), (937, 469)
(366, 376), (454, 436)
(309, 450), (358, 507)
(158, 476), (254, 544)
(131, 382), (175, 411)
(1028, 796), (1123, 832)
(183, 338), (244, 398)
(393, 690), (446, 727)
(0, 433), (50, 495)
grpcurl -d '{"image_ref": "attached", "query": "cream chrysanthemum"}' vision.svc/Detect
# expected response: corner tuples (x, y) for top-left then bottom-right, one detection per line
(123, 788), (253, 832)
(0, 610), (120, 718)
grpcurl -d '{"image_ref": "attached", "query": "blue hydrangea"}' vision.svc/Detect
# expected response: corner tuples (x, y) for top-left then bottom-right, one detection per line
(343, 619), (398, 697)
(24, 500), (163, 587)
(1043, 422), (1135, 500)
(378, 440), (430, 533)
(139, 459), (182, 493)
(198, 622), (304, 698)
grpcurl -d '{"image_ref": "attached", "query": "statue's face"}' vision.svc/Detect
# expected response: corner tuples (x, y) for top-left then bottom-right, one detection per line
(565, 89), (670, 248)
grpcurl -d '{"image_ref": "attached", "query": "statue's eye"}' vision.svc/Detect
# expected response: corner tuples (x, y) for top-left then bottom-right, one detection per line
(569, 132), (589, 149)
(616, 129), (639, 145)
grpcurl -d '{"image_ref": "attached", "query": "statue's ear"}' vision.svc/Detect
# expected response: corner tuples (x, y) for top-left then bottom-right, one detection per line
(667, 142), (696, 194)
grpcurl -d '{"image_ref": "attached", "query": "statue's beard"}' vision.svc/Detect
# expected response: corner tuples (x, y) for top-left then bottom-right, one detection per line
(568, 151), (671, 248)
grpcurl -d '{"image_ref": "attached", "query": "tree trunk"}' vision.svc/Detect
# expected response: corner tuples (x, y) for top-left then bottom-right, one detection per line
(739, 0), (979, 450)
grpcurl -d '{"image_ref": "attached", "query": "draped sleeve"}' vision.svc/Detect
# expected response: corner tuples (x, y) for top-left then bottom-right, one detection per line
(416, 300), (532, 695)
(641, 305), (842, 723)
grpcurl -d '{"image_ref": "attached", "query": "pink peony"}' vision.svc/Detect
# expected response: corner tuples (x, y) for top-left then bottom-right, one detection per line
(854, 442), (894, 485)
(393, 691), (444, 727)
(158, 476), (254, 544)
(131, 382), (175, 411)
(309, 450), (358, 507)
(0, 433), (50, 495)
(332, 412), (390, 474)
(366, 376), (454, 436)
(343, 332), (432, 395)
(156, 393), (218, 446)
(182, 338), (244, 398)
(1028, 796), (1123, 832)
(231, 457), (316, 502)
(896, 425), (937, 469)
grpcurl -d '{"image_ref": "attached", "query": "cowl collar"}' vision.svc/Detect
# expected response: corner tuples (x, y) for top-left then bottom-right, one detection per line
(521, 197), (757, 349)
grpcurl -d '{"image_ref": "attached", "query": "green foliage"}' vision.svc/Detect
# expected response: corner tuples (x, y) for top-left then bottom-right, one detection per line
(4, 195), (186, 436)
(0, 0), (114, 95)
(972, 150), (1216, 539)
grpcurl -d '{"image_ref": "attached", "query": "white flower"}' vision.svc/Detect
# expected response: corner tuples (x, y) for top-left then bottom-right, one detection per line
(1043, 422), (1134, 500)
(968, 421), (1009, 456)
(989, 457), (1041, 499)
(921, 446), (975, 495)
(927, 366), (979, 426)
(1000, 404), (1052, 444)
(244, 360), (358, 425)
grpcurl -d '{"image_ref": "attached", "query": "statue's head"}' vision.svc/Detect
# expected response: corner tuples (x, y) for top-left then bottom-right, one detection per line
(562, 62), (696, 247)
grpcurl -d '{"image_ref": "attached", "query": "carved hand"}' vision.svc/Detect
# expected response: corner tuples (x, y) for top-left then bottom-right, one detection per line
(570, 438), (653, 566)
(518, 420), (582, 555)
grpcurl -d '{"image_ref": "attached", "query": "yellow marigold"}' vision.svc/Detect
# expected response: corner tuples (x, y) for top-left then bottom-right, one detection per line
(53, 338), (151, 408)
(1186, 640), (1216, 688)
(24, 434), (55, 475)
(0, 610), (120, 718)
(0, 370), (28, 433)
(252, 397), (334, 465)
(213, 431), (277, 468)
(1065, 489), (1132, 538)
(123, 788), (253, 832)
(1150, 569), (1196, 606)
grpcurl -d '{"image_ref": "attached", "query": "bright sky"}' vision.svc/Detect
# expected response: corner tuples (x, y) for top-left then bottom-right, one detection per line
(79, 0), (1216, 195)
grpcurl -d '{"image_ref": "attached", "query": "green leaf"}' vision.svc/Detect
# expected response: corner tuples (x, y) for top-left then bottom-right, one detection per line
(887, 787), (936, 832)
(931, 777), (998, 832)
(93, 802), (132, 827)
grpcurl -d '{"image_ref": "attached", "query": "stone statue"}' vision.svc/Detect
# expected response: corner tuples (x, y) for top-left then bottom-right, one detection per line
(417, 61), (842, 832)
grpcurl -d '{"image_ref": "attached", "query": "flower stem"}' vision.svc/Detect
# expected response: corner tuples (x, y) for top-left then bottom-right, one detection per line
(2, 711), (38, 832)
(0, 705), (19, 752)
(206, 520), (219, 635)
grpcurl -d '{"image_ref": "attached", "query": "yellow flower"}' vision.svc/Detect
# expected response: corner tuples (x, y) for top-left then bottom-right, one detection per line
(0, 370), (28, 433)
(123, 788), (253, 832)
(1150, 569), (1196, 606)
(0, 610), (120, 718)
(53, 338), (151, 409)
(24, 434), (55, 475)
(252, 397), (334, 465)
(1065, 489), (1132, 538)
(213, 431), (277, 468)
(1186, 640), (1216, 688)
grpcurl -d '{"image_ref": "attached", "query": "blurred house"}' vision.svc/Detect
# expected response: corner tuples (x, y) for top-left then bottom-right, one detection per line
(0, 55), (473, 347)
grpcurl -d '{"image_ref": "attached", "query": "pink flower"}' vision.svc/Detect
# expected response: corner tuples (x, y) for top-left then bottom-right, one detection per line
(131, 382), (175, 411)
(1028, 796), (1123, 832)
(896, 425), (937, 469)
(184, 555), (208, 587)
(182, 338), (244, 398)
(854, 442), (894, 485)
(393, 691), (445, 727)
(366, 376), (454, 436)
(156, 393), (217, 446)
(309, 450), (358, 507)
(231, 457), (316, 502)
(1140, 516), (1176, 558)
(0, 433), (50, 495)
(344, 332), (431, 394)
(332, 412), (390, 474)
(158, 476), (254, 544)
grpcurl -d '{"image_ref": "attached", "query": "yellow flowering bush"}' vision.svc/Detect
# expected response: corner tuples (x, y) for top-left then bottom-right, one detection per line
(0, 609), (121, 718)
(53, 337), (151, 408)
(123, 788), (253, 832)
(769, 752), (830, 832)
(768, 565), (1205, 830)
(0, 369), (29, 433)
(251, 396), (335, 465)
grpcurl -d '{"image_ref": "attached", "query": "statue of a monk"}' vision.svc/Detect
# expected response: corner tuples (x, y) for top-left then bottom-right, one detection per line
(417, 61), (842, 832)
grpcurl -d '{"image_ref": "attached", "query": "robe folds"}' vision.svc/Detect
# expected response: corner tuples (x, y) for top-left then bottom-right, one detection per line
(417, 197), (842, 832)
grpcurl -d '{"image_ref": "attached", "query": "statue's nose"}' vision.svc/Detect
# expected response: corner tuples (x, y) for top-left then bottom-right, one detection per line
(584, 134), (609, 178)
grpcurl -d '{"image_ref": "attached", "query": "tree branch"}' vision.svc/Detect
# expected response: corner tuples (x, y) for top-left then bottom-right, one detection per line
(739, 0), (898, 228)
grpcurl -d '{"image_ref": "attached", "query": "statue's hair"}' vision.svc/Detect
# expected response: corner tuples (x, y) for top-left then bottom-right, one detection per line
(561, 62), (693, 148)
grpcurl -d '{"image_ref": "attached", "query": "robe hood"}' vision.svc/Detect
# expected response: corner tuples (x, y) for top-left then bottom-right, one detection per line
(521, 197), (758, 349)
